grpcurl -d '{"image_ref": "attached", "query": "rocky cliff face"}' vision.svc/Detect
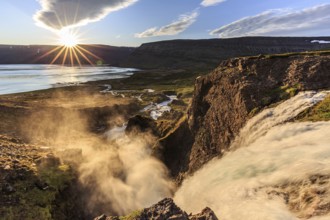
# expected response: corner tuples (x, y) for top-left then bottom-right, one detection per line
(122, 37), (330, 71)
(162, 52), (330, 179)
(94, 198), (218, 220)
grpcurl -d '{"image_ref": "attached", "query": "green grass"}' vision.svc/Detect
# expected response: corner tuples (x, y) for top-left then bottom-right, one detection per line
(1, 164), (75, 220)
(248, 49), (330, 59)
(297, 95), (330, 122)
(261, 84), (301, 106)
(119, 210), (142, 220)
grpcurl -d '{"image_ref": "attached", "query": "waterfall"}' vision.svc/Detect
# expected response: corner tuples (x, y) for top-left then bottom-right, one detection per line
(174, 91), (330, 220)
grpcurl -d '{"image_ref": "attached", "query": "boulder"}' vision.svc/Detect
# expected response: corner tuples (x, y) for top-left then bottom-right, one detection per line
(126, 115), (159, 136)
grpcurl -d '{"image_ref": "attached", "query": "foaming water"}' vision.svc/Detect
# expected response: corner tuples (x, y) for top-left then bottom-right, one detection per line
(174, 91), (330, 220)
(231, 91), (329, 149)
(0, 64), (137, 95)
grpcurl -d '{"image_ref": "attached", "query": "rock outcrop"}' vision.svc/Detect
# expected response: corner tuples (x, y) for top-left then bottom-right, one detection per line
(94, 198), (218, 220)
(161, 52), (330, 178)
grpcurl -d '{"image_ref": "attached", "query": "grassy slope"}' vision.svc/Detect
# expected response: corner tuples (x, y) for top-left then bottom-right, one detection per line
(296, 95), (330, 122)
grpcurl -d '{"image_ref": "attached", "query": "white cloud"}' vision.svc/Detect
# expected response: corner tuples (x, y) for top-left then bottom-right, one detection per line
(210, 4), (330, 38)
(135, 11), (198, 38)
(34, 0), (138, 31)
(201, 0), (226, 7)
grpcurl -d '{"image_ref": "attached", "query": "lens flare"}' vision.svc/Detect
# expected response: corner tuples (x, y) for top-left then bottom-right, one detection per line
(58, 30), (79, 47)
(34, 29), (104, 66)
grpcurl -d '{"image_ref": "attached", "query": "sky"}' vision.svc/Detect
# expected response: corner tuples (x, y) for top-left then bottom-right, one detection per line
(1, 0), (330, 46)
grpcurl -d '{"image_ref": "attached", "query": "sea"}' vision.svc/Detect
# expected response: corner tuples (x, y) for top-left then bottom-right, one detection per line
(0, 64), (137, 95)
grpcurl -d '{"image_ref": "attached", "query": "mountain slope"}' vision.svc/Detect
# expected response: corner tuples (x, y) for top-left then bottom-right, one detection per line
(0, 45), (134, 66)
(121, 37), (330, 71)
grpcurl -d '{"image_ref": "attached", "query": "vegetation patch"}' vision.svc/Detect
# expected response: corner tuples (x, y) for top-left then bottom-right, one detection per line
(262, 84), (301, 106)
(248, 50), (330, 59)
(296, 95), (330, 122)
(119, 210), (142, 220)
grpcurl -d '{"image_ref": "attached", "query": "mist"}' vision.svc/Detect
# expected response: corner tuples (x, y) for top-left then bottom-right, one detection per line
(79, 128), (175, 215)
(174, 91), (330, 219)
(22, 91), (174, 216)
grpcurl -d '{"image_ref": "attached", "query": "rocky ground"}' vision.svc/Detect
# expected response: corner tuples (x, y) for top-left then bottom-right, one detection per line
(94, 198), (218, 220)
(0, 134), (78, 219)
(0, 69), (194, 219)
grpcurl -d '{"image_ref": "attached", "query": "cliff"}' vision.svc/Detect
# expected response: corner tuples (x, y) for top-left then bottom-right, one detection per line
(121, 37), (330, 71)
(161, 51), (330, 180)
(94, 198), (218, 220)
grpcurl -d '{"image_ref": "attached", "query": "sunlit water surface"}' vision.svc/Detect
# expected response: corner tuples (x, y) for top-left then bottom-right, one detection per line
(0, 64), (137, 95)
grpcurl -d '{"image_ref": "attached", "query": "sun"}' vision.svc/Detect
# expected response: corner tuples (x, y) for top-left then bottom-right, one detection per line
(58, 30), (79, 47)
(38, 29), (102, 66)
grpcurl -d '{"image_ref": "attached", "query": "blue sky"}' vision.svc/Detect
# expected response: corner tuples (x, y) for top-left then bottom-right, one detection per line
(1, 0), (330, 46)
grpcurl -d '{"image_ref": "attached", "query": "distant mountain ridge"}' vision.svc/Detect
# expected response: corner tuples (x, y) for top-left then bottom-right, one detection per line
(1, 37), (330, 70)
(121, 36), (330, 71)
(0, 44), (134, 66)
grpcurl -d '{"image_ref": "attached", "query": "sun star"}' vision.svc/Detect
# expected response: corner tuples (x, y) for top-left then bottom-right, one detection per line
(58, 29), (79, 47)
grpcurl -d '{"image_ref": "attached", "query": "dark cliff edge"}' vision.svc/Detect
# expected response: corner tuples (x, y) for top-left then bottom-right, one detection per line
(160, 52), (330, 180)
(94, 198), (218, 220)
(121, 37), (330, 71)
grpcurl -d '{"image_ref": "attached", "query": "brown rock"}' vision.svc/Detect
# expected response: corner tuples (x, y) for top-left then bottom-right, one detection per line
(94, 198), (219, 220)
(190, 207), (218, 220)
(160, 54), (330, 179)
(35, 153), (60, 169)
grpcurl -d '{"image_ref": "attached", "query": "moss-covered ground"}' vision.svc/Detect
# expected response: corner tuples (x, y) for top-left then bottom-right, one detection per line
(296, 95), (330, 122)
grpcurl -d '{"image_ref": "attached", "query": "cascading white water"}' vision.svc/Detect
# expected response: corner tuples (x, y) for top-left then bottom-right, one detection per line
(230, 91), (329, 150)
(174, 91), (330, 220)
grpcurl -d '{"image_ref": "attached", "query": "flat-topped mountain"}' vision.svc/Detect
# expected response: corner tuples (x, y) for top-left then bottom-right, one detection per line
(122, 37), (330, 70)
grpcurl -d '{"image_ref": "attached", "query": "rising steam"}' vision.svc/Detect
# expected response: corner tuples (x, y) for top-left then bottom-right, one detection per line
(22, 91), (174, 216)
(34, 0), (138, 31)
(79, 128), (175, 215)
(174, 91), (330, 219)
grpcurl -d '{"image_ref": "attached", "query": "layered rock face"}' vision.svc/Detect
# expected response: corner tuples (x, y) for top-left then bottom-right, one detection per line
(163, 53), (330, 178)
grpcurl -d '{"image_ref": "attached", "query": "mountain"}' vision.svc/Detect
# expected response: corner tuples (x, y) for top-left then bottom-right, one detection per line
(1, 37), (330, 70)
(121, 37), (330, 71)
(0, 44), (134, 66)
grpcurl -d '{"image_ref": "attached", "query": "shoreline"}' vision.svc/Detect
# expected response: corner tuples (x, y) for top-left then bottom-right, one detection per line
(0, 65), (139, 96)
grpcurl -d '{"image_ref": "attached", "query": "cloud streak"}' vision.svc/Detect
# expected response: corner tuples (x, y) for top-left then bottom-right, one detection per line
(135, 11), (198, 38)
(210, 4), (330, 38)
(201, 0), (226, 7)
(34, 0), (138, 31)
